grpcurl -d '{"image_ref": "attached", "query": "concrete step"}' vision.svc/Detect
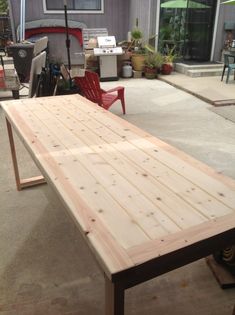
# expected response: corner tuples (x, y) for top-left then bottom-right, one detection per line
(187, 68), (224, 77)
(176, 62), (223, 70)
(175, 62), (224, 77)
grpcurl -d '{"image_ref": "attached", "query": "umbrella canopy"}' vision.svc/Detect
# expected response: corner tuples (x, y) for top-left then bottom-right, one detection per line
(221, 0), (235, 4)
(161, 0), (210, 9)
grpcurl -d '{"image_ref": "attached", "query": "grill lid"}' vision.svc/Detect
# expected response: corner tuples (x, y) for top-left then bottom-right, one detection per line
(97, 36), (116, 48)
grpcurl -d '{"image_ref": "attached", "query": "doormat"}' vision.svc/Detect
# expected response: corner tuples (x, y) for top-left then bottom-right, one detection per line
(209, 105), (235, 123)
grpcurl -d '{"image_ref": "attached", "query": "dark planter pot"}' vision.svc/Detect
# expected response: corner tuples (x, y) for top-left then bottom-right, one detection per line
(144, 66), (157, 79)
(161, 63), (173, 75)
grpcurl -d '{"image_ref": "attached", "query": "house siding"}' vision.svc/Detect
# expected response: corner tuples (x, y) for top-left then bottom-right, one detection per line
(129, 0), (152, 40)
(8, 0), (235, 64)
(214, 4), (235, 61)
(10, 0), (130, 41)
(9, 0), (130, 65)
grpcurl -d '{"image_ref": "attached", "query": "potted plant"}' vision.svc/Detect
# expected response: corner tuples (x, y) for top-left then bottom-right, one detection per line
(122, 19), (159, 73)
(161, 46), (177, 75)
(144, 51), (163, 79)
(130, 28), (146, 71)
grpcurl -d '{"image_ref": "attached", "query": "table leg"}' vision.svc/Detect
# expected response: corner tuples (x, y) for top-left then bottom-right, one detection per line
(105, 274), (125, 315)
(6, 118), (46, 191)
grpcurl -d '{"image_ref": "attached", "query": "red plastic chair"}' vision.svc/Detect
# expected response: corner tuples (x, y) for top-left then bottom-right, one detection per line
(74, 71), (126, 114)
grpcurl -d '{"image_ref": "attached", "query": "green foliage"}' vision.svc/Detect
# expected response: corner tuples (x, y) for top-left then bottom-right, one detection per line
(144, 43), (156, 54)
(163, 45), (178, 63)
(159, 25), (172, 41)
(0, 0), (8, 13)
(129, 28), (143, 52)
(145, 51), (163, 69)
(119, 26), (158, 56)
(131, 28), (143, 41)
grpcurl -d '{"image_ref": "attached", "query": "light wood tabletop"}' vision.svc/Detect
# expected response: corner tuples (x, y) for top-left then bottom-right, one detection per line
(1, 94), (235, 315)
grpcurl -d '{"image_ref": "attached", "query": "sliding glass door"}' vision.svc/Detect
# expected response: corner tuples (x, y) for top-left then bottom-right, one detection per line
(159, 0), (217, 61)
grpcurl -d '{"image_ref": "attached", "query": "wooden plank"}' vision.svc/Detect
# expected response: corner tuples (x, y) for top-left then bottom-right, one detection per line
(20, 175), (46, 189)
(128, 213), (235, 266)
(105, 274), (125, 315)
(2, 94), (235, 282)
(16, 100), (181, 239)
(3, 107), (134, 276)
(3, 97), (235, 244)
(213, 99), (235, 107)
(6, 118), (46, 190)
(6, 118), (21, 191)
(65, 95), (235, 208)
(59, 98), (234, 220)
(206, 256), (235, 289)
(79, 93), (235, 191)
(26, 97), (232, 241)
(113, 223), (235, 287)
(41, 99), (210, 230)
(7, 105), (149, 249)
(3, 107), (149, 277)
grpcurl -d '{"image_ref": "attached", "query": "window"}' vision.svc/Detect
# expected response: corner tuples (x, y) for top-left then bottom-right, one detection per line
(43, 0), (104, 14)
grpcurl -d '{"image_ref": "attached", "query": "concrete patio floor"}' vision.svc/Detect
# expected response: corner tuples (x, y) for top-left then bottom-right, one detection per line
(160, 72), (235, 106)
(0, 74), (235, 315)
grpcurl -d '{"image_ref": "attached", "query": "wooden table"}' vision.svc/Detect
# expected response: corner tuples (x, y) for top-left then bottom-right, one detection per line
(1, 94), (235, 314)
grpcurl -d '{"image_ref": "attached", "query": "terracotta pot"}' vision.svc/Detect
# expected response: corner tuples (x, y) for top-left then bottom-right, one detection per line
(144, 66), (157, 79)
(161, 63), (173, 75)
(131, 54), (146, 71)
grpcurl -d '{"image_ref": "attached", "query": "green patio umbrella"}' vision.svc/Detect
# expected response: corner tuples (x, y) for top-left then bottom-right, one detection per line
(221, 0), (235, 4)
(161, 0), (210, 9)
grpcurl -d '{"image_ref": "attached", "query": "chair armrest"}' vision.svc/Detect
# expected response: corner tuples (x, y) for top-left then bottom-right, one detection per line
(104, 86), (124, 93)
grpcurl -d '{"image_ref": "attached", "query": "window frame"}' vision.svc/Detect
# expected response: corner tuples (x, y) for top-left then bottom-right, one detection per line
(43, 0), (104, 14)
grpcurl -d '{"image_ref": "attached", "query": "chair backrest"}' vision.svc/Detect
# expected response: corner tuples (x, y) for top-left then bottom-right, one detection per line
(74, 71), (103, 105)
(28, 51), (47, 98)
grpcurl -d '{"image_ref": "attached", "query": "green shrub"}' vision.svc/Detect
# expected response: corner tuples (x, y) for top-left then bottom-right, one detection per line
(145, 52), (163, 69)
(0, 0), (8, 13)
